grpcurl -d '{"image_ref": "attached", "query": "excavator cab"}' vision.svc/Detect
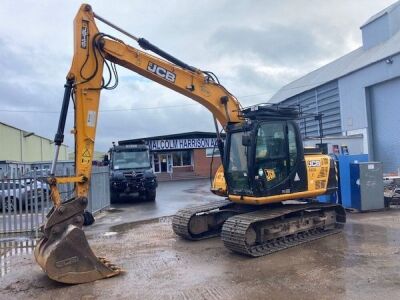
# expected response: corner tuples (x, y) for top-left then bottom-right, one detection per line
(218, 104), (339, 208)
(223, 106), (312, 199)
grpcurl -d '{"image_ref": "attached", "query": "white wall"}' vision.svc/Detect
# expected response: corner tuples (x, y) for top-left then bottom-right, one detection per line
(303, 135), (364, 155)
(362, 14), (390, 49)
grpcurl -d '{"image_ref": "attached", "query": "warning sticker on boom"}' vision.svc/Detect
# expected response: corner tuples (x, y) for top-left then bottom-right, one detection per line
(81, 21), (89, 49)
(87, 111), (97, 127)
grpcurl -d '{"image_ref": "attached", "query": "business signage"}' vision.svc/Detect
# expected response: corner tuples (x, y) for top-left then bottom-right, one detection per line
(147, 138), (218, 151)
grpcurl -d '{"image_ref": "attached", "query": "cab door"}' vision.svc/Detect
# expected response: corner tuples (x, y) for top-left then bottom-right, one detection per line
(253, 120), (307, 196)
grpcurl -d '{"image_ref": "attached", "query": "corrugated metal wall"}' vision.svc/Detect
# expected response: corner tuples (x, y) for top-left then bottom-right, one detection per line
(278, 80), (342, 137)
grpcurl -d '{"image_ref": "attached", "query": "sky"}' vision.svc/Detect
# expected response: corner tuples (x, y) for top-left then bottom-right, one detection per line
(0, 0), (396, 152)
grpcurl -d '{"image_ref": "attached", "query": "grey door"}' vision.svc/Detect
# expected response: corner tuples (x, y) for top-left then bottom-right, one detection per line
(370, 78), (400, 173)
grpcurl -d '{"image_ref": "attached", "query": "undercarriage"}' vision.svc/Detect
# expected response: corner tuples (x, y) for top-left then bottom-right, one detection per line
(172, 200), (346, 257)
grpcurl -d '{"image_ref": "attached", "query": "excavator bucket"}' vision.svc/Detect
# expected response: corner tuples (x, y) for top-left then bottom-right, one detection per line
(34, 196), (121, 284)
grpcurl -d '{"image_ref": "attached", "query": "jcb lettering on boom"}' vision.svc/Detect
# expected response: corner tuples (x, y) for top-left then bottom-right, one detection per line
(147, 62), (176, 83)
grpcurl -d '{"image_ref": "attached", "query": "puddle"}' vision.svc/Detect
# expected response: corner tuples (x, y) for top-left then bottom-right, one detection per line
(0, 234), (37, 278)
(183, 188), (210, 196)
(103, 232), (118, 237)
(106, 208), (124, 213)
(109, 218), (160, 233)
(182, 182), (212, 196)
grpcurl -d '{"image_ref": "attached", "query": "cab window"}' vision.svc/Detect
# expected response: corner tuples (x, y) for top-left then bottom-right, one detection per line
(255, 122), (287, 188)
(255, 122), (299, 188)
(288, 122), (298, 168)
(256, 123), (286, 161)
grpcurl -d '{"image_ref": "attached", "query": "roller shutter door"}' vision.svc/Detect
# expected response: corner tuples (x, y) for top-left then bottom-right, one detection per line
(370, 78), (400, 174)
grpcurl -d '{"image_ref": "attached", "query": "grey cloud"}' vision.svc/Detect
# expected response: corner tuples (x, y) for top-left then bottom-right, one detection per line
(209, 25), (332, 67)
(0, 81), (61, 112)
(218, 65), (285, 107)
(233, 65), (283, 90)
(0, 39), (35, 77)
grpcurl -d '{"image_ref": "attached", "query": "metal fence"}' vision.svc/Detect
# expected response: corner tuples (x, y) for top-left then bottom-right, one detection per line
(0, 160), (75, 180)
(88, 167), (111, 214)
(0, 166), (110, 234)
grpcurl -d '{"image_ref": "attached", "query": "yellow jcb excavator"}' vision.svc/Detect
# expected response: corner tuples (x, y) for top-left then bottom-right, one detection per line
(34, 4), (346, 284)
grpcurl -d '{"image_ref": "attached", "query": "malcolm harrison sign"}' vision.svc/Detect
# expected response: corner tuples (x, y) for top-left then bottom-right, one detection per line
(147, 138), (218, 151)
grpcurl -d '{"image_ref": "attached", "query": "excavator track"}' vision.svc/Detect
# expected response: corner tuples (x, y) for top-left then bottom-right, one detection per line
(172, 199), (237, 240)
(221, 202), (345, 257)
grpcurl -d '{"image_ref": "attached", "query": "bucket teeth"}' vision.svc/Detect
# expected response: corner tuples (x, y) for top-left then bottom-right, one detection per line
(98, 257), (111, 264)
(96, 256), (119, 270)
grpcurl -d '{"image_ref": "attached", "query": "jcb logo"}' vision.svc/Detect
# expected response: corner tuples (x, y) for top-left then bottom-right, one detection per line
(147, 62), (176, 83)
(308, 160), (321, 167)
(264, 169), (276, 181)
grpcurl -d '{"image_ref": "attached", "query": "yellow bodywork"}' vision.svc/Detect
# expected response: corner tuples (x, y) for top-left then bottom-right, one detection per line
(213, 154), (333, 205)
(211, 165), (227, 196)
(304, 154), (332, 192)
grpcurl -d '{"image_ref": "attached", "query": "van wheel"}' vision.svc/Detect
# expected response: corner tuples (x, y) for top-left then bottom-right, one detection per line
(110, 191), (119, 203)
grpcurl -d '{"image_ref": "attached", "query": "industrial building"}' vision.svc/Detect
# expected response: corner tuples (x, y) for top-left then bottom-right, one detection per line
(0, 121), (68, 177)
(119, 132), (222, 179)
(0, 121), (68, 163)
(270, 1), (400, 174)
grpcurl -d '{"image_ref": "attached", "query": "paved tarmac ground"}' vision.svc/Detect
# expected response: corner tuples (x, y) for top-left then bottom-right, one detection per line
(90, 178), (220, 234)
(1, 179), (400, 299)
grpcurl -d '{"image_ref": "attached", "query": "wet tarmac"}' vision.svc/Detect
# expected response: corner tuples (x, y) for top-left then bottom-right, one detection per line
(1, 179), (400, 299)
(89, 179), (220, 234)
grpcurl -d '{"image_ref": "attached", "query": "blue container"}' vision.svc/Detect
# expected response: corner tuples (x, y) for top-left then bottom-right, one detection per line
(317, 194), (333, 203)
(349, 163), (362, 210)
(338, 154), (368, 208)
(317, 193), (339, 203)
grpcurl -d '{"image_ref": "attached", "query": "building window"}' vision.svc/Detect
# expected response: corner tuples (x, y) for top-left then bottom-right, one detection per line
(206, 148), (220, 157)
(172, 151), (192, 166)
(173, 152), (182, 166)
(182, 151), (191, 165)
(153, 154), (160, 172)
